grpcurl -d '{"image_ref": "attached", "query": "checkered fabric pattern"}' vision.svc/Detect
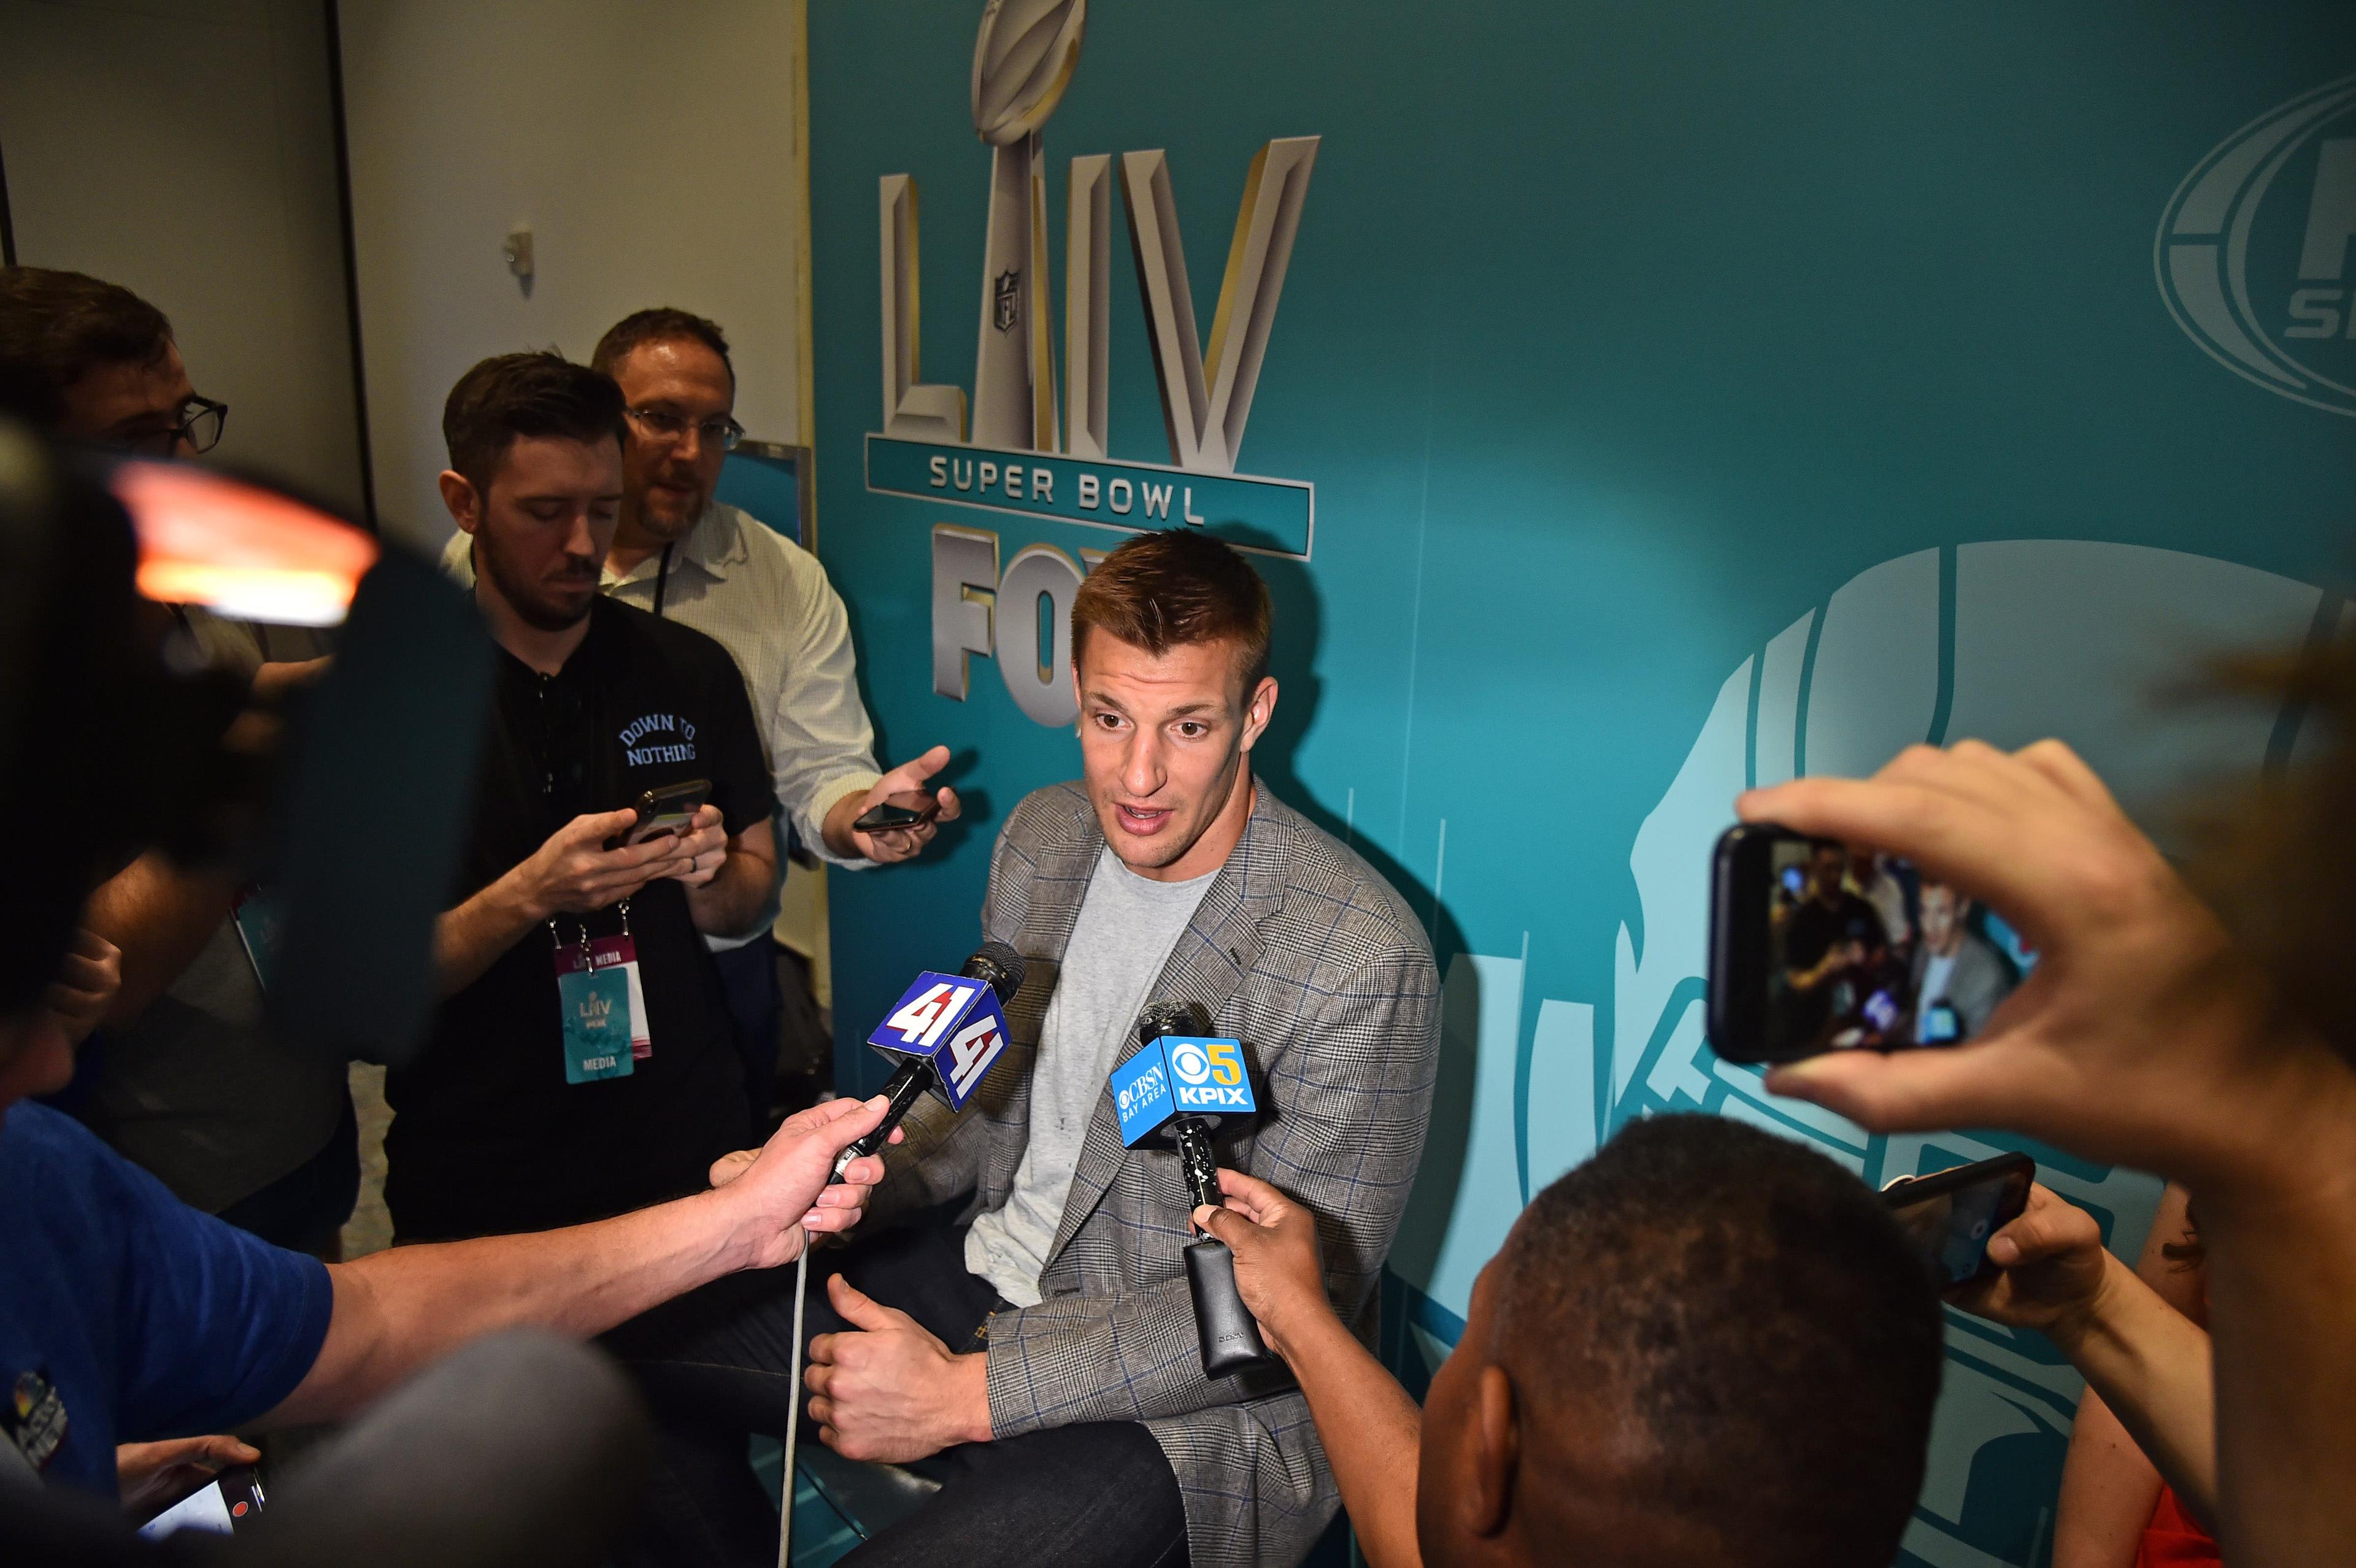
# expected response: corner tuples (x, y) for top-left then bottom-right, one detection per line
(871, 781), (1441, 1567)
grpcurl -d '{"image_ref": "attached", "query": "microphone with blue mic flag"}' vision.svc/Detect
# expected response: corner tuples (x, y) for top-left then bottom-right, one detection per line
(1111, 1000), (1282, 1378)
(831, 940), (1027, 1181)
(779, 940), (1025, 1567)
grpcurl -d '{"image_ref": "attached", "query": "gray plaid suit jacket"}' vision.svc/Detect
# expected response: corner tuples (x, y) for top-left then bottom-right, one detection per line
(868, 778), (1441, 1567)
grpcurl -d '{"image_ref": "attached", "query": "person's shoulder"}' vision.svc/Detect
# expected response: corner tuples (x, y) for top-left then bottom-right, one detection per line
(0, 1101), (109, 1175)
(999, 781), (1095, 850)
(1960, 928), (2009, 970)
(710, 504), (831, 589)
(0, 1102), (163, 1232)
(600, 596), (737, 675)
(1252, 790), (1434, 972)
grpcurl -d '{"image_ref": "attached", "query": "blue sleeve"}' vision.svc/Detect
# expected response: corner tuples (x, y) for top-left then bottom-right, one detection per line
(101, 1143), (335, 1441)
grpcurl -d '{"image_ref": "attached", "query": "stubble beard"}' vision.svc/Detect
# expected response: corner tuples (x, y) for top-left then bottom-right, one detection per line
(479, 534), (593, 634)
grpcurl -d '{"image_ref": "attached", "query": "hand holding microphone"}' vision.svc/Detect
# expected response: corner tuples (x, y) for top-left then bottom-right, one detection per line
(1190, 1168), (1328, 1367)
(1111, 1000), (1282, 1378)
(832, 940), (1027, 1182)
(706, 1093), (901, 1270)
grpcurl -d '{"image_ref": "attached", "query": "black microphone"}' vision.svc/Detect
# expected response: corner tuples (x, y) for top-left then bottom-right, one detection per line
(832, 940), (1027, 1180)
(1110, 1001), (1281, 1378)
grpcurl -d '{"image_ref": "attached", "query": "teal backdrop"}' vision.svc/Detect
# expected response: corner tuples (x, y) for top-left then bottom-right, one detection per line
(806, 6), (2356, 1564)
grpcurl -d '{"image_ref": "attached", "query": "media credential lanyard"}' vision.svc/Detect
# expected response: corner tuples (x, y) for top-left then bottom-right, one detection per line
(550, 900), (652, 1083)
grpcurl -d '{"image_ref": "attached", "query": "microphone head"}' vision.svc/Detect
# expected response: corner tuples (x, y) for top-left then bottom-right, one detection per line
(1113, 999), (1254, 1146)
(962, 940), (1028, 1003)
(870, 960), (1018, 1112)
(1136, 997), (1209, 1047)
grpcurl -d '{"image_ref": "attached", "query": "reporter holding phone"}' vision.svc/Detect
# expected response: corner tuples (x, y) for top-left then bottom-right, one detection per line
(1741, 737), (2356, 1568)
(393, 353), (777, 1245)
(1947, 1183), (2221, 1552)
(439, 310), (962, 1123)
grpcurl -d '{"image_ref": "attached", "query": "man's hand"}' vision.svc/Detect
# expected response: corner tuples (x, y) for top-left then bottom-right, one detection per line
(663, 804), (728, 888)
(1193, 1167), (1333, 1365)
(45, 927), (121, 1046)
(248, 656), (331, 705)
(1740, 739), (2328, 1185)
(805, 1275), (990, 1461)
(516, 809), (693, 918)
(824, 745), (963, 864)
(116, 1434), (259, 1517)
(706, 1095), (899, 1270)
(1950, 1183), (2118, 1338)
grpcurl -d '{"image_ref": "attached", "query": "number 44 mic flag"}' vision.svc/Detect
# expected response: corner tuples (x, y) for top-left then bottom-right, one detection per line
(866, 972), (1012, 1111)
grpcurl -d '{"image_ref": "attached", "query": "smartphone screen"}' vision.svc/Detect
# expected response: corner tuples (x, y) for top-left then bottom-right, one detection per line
(139, 1466), (265, 1539)
(1884, 1155), (2036, 1289)
(1708, 824), (2035, 1063)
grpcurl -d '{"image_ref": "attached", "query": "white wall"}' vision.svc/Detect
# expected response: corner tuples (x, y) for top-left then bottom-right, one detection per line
(0, 0), (368, 517)
(337, 0), (806, 548)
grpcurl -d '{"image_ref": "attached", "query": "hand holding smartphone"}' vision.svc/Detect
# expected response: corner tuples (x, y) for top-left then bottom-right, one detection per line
(853, 789), (942, 836)
(1883, 1152), (2036, 1290)
(138, 1464), (266, 1539)
(617, 778), (711, 848)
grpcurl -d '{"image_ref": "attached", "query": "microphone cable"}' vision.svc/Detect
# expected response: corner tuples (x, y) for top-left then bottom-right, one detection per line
(776, 1243), (809, 1568)
(775, 941), (1025, 1564)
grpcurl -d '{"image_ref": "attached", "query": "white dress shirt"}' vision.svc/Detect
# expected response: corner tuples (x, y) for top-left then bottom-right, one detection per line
(440, 502), (884, 951)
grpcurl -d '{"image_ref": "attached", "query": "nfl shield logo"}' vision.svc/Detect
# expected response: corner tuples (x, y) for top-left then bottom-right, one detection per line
(993, 269), (1020, 332)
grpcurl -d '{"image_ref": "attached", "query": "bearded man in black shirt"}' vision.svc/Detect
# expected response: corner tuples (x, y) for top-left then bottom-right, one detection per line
(385, 353), (778, 1242)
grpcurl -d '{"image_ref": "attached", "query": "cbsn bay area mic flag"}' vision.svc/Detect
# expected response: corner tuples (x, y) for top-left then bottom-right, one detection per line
(1113, 1035), (1257, 1145)
(866, 972), (1012, 1112)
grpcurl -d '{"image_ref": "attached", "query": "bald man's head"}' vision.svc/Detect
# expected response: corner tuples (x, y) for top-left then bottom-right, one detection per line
(1417, 1115), (1942, 1568)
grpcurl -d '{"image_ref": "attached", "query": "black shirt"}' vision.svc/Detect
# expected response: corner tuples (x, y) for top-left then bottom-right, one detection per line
(1776, 891), (1884, 1050)
(384, 598), (769, 1241)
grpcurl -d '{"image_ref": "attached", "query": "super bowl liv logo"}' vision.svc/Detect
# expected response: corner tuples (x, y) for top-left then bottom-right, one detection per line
(871, 0), (1319, 726)
(2157, 74), (2356, 416)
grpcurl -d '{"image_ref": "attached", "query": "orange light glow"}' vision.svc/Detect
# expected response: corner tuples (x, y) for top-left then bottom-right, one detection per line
(114, 461), (377, 626)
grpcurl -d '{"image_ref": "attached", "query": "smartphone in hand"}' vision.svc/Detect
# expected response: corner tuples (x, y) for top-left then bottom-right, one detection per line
(1707, 823), (2033, 1064)
(854, 790), (941, 835)
(1882, 1152), (2036, 1290)
(139, 1464), (266, 1539)
(619, 778), (711, 847)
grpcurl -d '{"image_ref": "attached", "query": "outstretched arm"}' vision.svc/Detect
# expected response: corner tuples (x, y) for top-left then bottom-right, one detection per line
(1950, 1185), (2217, 1531)
(1745, 739), (2356, 1567)
(2052, 1183), (2206, 1568)
(263, 1095), (893, 1427)
(1196, 1169), (1426, 1568)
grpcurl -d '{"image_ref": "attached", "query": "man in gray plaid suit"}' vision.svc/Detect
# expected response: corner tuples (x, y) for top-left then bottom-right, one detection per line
(610, 529), (1438, 1568)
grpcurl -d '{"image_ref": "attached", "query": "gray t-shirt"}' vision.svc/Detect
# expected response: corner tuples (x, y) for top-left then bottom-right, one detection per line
(964, 847), (1215, 1306)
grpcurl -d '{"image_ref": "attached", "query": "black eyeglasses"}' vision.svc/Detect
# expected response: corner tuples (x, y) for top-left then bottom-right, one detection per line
(117, 396), (228, 458)
(625, 405), (744, 452)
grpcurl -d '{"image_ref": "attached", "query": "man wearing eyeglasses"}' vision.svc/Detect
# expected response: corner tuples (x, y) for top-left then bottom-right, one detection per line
(441, 309), (961, 1131)
(0, 267), (228, 458)
(0, 266), (354, 1257)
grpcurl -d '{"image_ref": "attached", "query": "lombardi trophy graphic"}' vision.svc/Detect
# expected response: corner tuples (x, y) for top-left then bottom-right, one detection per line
(970, 0), (1087, 450)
